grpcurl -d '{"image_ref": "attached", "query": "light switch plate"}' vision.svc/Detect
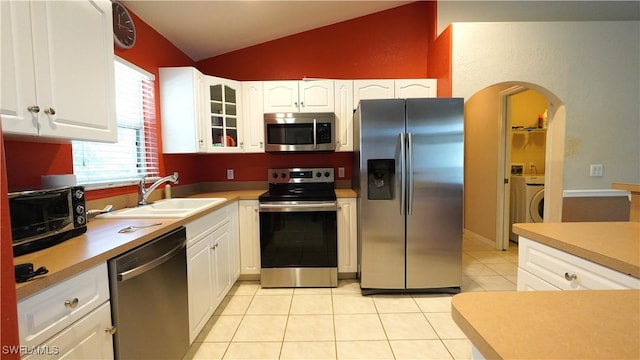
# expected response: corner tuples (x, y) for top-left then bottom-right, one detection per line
(227, 169), (234, 180)
(590, 164), (603, 177)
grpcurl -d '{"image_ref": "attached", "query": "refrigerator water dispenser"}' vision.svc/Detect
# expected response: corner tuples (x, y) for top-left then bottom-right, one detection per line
(367, 159), (395, 200)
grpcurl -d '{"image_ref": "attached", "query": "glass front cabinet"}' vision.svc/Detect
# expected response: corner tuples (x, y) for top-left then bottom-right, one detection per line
(206, 77), (242, 152)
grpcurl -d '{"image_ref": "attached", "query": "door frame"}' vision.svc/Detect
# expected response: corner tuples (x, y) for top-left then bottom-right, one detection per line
(496, 85), (527, 251)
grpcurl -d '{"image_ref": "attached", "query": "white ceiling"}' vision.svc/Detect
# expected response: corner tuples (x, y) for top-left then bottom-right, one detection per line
(121, 1), (640, 62)
(121, 1), (412, 61)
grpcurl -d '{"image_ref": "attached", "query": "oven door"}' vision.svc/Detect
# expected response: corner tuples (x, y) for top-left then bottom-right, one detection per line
(259, 201), (337, 268)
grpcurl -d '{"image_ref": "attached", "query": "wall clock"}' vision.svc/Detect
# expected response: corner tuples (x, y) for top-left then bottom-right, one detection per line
(112, 1), (136, 49)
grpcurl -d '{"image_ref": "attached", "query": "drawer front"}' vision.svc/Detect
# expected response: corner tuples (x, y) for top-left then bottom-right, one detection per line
(186, 205), (230, 246)
(519, 238), (640, 290)
(517, 268), (560, 291)
(18, 263), (110, 348)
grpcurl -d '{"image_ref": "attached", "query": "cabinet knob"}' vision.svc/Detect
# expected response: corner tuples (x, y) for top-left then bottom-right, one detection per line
(105, 326), (117, 335)
(64, 298), (79, 309)
(27, 105), (40, 113)
(211, 243), (219, 250)
(44, 107), (56, 115)
(294, 102), (298, 107)
(300, 101), (304, 107)
(564, 272), (578, 281)
(260, 141), (263, 148)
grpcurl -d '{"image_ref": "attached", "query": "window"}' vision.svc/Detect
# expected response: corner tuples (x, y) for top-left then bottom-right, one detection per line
(72, 58), (159, 188)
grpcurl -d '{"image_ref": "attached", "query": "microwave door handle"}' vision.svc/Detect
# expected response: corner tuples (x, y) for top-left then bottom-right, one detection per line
(313, 118), (317, 149)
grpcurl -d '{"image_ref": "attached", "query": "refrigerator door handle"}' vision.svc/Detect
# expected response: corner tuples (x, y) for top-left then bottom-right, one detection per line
(399, 132), (406, 216)
(407, 132), (414, 215)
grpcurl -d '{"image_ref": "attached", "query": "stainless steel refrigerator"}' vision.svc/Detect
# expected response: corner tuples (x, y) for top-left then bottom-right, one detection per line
(353, 98), (464, 294)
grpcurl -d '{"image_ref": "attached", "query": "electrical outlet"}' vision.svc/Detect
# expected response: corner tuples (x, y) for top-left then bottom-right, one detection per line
(226, 169), (234, 180)
(590, 164), (603, 177)
(338, 167), (345, 178)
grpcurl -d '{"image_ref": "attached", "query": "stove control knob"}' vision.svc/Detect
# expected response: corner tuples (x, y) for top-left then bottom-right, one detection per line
(272, 173), (278, 179)
(316, 172), (322, 178)
(324, 171), (330, 178)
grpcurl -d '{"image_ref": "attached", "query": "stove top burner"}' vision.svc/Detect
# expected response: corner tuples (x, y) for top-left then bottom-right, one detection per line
(260, 167), (336, 202)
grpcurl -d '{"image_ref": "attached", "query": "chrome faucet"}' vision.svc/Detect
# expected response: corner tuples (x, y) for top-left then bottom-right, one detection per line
(138, 172), (179, 205)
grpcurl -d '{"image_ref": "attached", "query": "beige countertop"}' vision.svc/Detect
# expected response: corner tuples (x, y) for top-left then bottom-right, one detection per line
(452, 290), (640, 359)
(513, 222), (640, 278)
(14, 189), (356, 300)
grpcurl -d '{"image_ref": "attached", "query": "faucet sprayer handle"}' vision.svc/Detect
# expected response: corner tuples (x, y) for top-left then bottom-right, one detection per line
(172, 172), (179, 184)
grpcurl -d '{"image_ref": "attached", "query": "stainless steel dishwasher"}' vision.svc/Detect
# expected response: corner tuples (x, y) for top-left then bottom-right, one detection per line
(108, 226), (189, 359)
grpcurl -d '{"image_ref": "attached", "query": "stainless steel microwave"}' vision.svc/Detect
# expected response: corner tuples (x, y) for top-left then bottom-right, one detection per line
(9, 186), (87, 256)
(264, 112), (335, 152)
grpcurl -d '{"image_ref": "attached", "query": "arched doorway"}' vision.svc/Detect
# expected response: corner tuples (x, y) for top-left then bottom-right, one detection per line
(463, 82), (565, 250)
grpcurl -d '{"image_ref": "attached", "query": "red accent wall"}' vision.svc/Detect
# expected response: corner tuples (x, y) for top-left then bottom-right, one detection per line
(197, 2), (437, 80)
(427, 25), (453, 97)
(4, 141), (73, 192)
(1, 123), (19, 358)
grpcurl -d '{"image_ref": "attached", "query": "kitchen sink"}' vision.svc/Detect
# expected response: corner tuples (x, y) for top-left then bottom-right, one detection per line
(97, 198), (227, 219)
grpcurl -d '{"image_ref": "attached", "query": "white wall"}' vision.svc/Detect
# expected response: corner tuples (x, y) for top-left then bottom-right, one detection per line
(451, 21), (640, 193)
(437, 1), (640, 36)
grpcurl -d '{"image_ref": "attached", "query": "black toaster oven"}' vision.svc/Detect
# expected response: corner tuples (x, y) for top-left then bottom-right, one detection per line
(9, 186), (87, 256)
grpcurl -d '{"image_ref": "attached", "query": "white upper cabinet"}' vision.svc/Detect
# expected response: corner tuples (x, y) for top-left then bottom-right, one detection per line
(395, 79), (437, 98)
(160, 68), (243, 153)
(353, 79), (438, 108)
(205, 77), (243, 153)
(160, 67), (207, 153)
(241, 82), (265, 153)
(352, 80), (395, 108)
(334, 80), (354, 152)
(264, 80), (334, 113)
(1, 0), (117, 142)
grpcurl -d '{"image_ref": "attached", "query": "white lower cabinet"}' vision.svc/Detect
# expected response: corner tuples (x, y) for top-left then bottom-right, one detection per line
(238, 200), (261, 276)
(23, 302), (114, 360)
(187, 229), (215, 343)
(337, 198), (358, 275)
(17, 263), (113, 359)
(186, 203), (240, 343)
(211, 221), (233, 306)
(517, 237), (640, 291)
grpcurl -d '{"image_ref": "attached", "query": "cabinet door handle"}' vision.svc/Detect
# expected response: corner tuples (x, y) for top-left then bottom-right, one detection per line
(27, 105), (40, 113)
(105, 326), (117, 335)
(64, 298), (79, 309)
(564, 272), (577, 281)
(44, 107), (56, 115)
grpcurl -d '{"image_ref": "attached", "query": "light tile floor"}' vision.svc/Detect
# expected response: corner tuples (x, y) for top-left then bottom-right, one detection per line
(184, 237), (518, 359)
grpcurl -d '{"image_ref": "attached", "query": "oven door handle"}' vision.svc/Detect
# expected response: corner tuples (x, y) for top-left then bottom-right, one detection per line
(259, 201), (337, 212)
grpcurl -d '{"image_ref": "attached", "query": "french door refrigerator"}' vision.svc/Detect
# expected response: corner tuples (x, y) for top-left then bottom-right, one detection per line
(354, 98), (464, 294)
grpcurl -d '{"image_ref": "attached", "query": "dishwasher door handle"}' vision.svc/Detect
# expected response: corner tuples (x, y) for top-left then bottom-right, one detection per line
(117, 241), (186, 282)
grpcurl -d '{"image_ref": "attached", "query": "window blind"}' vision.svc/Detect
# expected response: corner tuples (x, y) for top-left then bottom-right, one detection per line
(72, 58), (159, 188)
